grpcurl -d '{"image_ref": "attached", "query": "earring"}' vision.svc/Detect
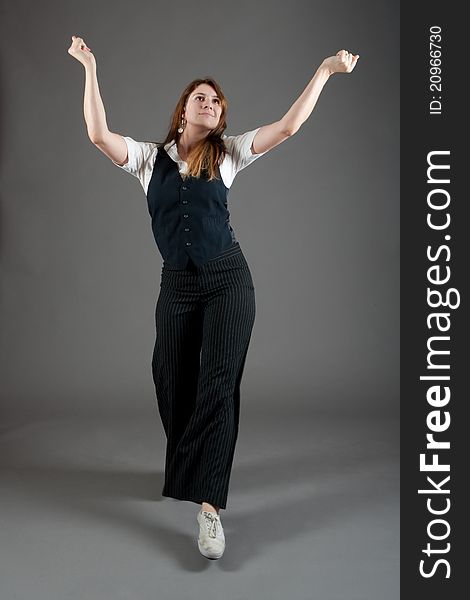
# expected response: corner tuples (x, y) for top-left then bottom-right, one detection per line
(177, 117), (185, 134)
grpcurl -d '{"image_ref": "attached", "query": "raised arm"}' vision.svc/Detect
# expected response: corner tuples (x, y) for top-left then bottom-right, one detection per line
(67, 35), (128, 166)
(251, 49), (360, 155)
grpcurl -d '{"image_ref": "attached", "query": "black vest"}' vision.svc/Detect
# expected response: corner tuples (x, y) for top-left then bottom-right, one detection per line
(146, 145), (237, 268)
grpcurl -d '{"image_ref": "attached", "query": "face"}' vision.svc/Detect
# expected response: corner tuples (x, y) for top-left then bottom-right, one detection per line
(183, 84), (222, 130)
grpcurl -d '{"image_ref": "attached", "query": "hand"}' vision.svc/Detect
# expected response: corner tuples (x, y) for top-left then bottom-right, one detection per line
(322, 49), (360, 75)
(67, 35), (96, 67)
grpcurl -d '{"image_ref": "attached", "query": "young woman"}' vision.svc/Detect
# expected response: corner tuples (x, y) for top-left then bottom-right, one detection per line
(68, 34), (359, 560)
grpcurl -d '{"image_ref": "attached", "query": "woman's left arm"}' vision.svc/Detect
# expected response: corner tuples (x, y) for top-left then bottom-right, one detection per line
(251, 49), (360, 155)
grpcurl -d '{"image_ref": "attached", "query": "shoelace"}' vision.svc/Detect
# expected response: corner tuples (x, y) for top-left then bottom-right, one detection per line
(202, 511), (220, 539)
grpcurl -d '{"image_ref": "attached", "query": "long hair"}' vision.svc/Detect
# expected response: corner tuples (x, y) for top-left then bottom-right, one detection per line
(154, 77), (229, 181)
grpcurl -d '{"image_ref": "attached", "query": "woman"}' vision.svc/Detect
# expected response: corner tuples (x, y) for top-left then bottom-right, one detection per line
(68, 34), (359, 560)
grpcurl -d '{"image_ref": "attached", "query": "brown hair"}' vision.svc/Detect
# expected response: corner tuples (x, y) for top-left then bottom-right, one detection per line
(155, 77), (229, 181)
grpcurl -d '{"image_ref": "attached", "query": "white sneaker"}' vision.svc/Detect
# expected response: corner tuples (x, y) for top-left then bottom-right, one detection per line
(196, 509), (226, 559)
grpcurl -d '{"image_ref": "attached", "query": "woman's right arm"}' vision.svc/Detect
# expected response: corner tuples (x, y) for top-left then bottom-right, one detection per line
(67, 35), (128, 166)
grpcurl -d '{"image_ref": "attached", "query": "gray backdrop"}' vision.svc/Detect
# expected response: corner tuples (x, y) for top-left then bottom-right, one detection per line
(0, 1), (399, 599)
(0, 0), (399, 418)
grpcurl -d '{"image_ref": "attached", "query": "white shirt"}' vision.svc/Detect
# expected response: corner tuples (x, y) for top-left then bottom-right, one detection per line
(112, 127), (267, 195)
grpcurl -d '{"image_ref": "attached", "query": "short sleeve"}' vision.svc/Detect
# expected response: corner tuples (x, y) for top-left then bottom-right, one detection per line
(112, 136), (158, 195)
(223, 127), (267, 176)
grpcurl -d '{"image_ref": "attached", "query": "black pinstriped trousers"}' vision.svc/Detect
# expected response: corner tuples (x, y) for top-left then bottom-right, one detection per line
(152, 242), (256, 510)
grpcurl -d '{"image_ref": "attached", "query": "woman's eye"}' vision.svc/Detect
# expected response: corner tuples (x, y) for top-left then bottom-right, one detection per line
(195, 96), (220, 104)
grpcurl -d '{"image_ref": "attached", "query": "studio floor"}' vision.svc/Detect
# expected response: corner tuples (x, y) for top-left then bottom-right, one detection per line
(0, 407), (399, 600)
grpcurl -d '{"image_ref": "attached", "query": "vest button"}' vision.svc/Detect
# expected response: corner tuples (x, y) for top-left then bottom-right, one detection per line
(183, 214), (189, 218)
(186, 241), (192, 246)
(182, 200), (188, 204)
(182, 186), (187, 190)
(184, 227), (190, 232)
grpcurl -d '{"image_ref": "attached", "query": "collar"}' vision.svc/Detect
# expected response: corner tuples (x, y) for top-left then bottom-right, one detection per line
(164, 135), (228, 154)
(164, 140), (188, 172)
(164, 139), (176, 152)
(164, 139), (178, 157)
(164, 135), (228, 169)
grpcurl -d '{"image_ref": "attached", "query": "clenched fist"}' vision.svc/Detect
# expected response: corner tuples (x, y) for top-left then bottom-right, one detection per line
(322, 49), (360, 75)
(67, 35), (96, 67)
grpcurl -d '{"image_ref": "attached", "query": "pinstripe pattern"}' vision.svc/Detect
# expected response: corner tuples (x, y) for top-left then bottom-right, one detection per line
(152, 242), (256, 509)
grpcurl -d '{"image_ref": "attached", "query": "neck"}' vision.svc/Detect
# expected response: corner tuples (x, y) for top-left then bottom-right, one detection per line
(178, 125), (210, 157)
